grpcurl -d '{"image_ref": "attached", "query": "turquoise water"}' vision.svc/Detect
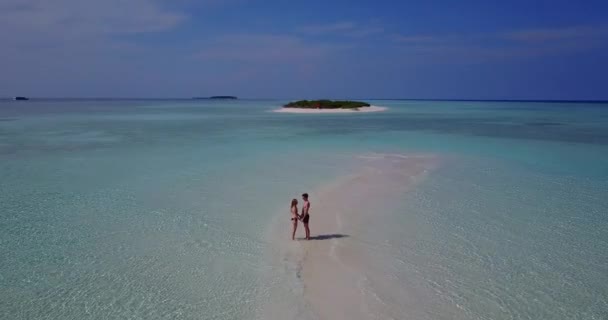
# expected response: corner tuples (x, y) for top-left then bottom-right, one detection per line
(1, 99), (607, 319)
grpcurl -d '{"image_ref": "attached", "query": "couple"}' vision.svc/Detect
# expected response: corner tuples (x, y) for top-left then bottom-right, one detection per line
(290, 193), (311, 240)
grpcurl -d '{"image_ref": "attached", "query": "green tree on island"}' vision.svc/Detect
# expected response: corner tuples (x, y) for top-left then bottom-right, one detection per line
(283, 100), (371, 110)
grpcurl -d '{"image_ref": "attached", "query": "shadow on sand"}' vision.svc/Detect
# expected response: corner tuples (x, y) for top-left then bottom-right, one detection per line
(305, 234), (349, 240)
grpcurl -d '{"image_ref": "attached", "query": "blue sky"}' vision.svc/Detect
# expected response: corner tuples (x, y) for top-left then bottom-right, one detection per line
(1, 0), (607, 99)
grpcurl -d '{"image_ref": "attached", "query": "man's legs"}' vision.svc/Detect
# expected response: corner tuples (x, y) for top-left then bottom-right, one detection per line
(304, 223), (310, 240)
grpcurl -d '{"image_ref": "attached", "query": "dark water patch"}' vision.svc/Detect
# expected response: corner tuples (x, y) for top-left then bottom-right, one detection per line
(267, 114), (608, 145)
(524, 122), (563, 127)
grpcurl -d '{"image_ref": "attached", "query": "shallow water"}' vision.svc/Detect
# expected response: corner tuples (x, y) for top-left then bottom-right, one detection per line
(1, 99), (607, 319)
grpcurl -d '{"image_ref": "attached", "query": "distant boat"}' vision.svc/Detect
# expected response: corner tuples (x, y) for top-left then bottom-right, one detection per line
(13, 96), (29, 101)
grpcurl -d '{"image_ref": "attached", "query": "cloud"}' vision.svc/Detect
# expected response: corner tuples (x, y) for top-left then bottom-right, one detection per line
(196, 34), (340, 64)
(0, 0), (190, 97)
(192, 33), (349, 87)
(347, 26), (385, 37)
(299, 22), (356, 34)
(390, 25), (608, 63)
(504, 25), (608, 43)
(392, 35), (445, 44)
(298, 21), (383, 37)
(0, 0), (185, 47)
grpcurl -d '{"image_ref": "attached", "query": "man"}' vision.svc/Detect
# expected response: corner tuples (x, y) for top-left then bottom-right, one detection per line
(301, 193), (311, 240)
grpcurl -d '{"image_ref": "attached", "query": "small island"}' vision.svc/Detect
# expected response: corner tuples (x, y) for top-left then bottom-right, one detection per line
(284, 100), (370, 110)
(210, 96), (237, 100)
(275, 100), (386, 114)
(192, 96), (237, 100)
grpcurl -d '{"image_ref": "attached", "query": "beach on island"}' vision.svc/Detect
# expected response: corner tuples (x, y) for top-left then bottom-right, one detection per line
(273, 105), (388, 113)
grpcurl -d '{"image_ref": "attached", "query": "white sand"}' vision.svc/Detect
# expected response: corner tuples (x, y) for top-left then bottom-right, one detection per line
(260, 153), (440, 320)
(272, 105), (387, 113)
(296, 154), (439, 319)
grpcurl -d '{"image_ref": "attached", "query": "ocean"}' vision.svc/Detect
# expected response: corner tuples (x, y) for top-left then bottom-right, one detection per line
(1, 99), (607, 319)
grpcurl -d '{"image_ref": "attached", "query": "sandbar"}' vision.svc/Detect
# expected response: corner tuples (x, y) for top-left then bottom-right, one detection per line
(302, 154), (439, 319)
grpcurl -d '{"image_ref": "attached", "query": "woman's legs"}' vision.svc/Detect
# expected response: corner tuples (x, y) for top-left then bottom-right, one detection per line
(291, 220), (298, 240)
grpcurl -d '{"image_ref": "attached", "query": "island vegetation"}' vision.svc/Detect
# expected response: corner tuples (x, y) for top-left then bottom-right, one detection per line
(192, 96), (237, 100)
(283, 100), (371, 110)
(209, 96), (237, 99)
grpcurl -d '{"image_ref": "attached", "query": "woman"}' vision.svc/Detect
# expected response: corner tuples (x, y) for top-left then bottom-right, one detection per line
(290, 199), (299, 240)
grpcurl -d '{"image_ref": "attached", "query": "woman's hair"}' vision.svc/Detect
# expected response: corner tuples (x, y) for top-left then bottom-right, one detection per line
(291, 199), (298, 208)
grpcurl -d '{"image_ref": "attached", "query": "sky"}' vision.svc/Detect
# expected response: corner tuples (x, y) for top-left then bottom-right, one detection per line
(1, 0), (607, 100)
